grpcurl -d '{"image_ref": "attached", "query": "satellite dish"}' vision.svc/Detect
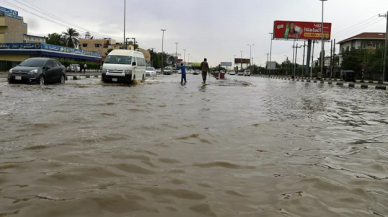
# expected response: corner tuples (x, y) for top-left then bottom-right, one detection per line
(85, 32), (91, 39)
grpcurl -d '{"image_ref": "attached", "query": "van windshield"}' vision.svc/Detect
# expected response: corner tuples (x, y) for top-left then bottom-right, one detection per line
(105, 55), (132, 65)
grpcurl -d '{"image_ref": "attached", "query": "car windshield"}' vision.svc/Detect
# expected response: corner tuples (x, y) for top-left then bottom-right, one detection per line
(104, 55), (132, 65)
(19, 59), (46, 67)
(165, 67), (171, 70)
(146, 67), (155, 70)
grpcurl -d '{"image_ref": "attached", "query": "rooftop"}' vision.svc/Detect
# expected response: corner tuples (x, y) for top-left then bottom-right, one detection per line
(338, 32), (386, 44)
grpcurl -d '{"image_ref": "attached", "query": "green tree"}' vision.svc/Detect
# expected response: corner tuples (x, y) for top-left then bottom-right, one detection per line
(46, 33), (66, 46)
(62, 28), (80, 48)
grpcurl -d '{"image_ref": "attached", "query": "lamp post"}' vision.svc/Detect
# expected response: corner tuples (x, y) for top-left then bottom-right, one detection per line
(319, 0), (328, 79)
(240, 51), (243, 71)
(175, 42), (179, 66)
(161, 29), (166, 73)
(248, 44), (255, 67)
(269, 33), (273, 74)
(183, 49), (186, 65)
(379, 12), (388, 81)
(132, 38), (136, 50)
(123, 0), (126, 49)
(125, 38), (130, 50)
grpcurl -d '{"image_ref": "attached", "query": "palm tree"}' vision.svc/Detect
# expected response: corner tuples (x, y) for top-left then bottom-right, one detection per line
(62, 28), (80, 48)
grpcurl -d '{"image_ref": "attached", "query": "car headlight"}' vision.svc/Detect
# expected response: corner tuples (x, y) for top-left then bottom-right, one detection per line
(9, 69), (13, 73)
(28, 69), (38, 75)
(124, 70), (132, 74)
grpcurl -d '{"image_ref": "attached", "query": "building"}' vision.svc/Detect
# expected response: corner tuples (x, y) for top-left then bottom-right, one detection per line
(0, 7), (27, 43)
(79, 38), (151, 62)
(79, 38), (128, 61)
(338, 32), (386, 53)
(0, 43), (102, 71)
(23, 34), (46, 43)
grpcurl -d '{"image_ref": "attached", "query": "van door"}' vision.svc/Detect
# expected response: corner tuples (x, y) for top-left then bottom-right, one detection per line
(132, 57), (138, 80)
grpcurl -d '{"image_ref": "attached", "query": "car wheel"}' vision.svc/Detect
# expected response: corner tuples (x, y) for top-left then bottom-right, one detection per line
(60, 74), (66, 84)
(39, 76), (46, 86)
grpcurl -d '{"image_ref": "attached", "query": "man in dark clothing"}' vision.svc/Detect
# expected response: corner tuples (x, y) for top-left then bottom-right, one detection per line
(200, 58), (210, 84)
(79, 63), (83, 73)
(176, 63), (187, 84)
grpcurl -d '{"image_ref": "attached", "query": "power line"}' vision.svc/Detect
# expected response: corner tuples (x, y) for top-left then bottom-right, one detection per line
(333, 18), (384, 39)
(332, 14), (379, 35)
(0, 0), (119, 40)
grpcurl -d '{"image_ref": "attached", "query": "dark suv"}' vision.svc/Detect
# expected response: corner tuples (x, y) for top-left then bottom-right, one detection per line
(8, 58), (66, 85)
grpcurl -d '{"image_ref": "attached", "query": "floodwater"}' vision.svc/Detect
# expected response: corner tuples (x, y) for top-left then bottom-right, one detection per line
(0, 74), (388, 217)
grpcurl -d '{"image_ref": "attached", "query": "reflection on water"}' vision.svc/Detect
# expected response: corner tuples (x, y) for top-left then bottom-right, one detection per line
(0, 75), (387, 216)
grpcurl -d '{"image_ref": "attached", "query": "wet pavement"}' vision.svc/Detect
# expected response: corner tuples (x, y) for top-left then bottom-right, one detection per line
(0, 74), (388, 217)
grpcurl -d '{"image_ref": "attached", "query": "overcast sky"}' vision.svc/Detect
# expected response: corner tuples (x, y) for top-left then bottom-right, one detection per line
(3, 0), (388, 67)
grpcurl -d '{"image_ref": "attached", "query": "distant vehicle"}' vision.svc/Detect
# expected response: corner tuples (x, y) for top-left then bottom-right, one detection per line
(155, 68), (162, 74)
(146, 67), (156, 77)
(229, 70), (236, 75)
(163, 67), (172, 75)
(8, 57), (66, 85)
(187, 69), (194, 74)
(341, 70), (356, 82)
(244, 70), (251, 76)
(237, 70), (244, 76)
(102, 50), (146, 83)
(193, 70), (200, 75)
(67, 64), (80, 72)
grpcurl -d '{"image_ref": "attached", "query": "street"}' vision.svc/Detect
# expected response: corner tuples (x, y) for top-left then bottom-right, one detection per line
(1, 74), (387, 216)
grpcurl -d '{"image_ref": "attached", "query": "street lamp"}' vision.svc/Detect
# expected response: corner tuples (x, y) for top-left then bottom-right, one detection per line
(269, 33), (273, 74)
(161, 29), (166, 73)
(183, 49), (186, 65)
(319, 0), (328, 79)
(175, 42), (179, 66)
(248, 44), (255, 67)
(240, 51), (243, 71)
(123, 0), (126, 49)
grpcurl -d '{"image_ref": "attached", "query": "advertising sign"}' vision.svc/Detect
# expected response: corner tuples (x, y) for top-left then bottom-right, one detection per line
(220, 62), (232, 67)
(274, 20), (332, 40)
(0, 6), (22, 20)
(0, 43), (101, 57)
(235, 58), (250, 64)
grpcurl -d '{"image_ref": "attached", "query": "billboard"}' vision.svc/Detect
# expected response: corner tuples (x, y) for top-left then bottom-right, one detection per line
(220, 62), (232, 67)
(0, 43), (102, 57)
(0, 6), (22, 20)
(274, 21), (332, 40)
(235, 58), (250, 64)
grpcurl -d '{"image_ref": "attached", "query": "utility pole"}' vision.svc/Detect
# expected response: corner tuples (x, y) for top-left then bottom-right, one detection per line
(292, 41), (295, 78)
(183, 49), (186, 65)
(302, 41), (306, 77)
(123, 0), (126, 50)
(293, 44), (302, 78)
(175, 42), (179, 66)
(330, 40), (333, 79)
(266, 53), (269, 75)
(240, 51), (243, 71)
(333, 39), (336, 78)
(379, 12), (388, 82)
(319, 0), (328, 79)
(161, 29), (166, 73)
(248, 44), (255, 67)
(269, 33), (273, 75)
(311, 40), (315, 78)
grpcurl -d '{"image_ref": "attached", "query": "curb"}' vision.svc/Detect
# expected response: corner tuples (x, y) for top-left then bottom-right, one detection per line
(259, 76), (388, 91)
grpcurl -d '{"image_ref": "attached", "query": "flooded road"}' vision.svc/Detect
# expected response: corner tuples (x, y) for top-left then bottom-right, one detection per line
(1, 74), (388, 217)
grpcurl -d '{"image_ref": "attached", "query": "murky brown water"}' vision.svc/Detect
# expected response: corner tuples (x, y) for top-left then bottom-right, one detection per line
(0, 74), (388, 217)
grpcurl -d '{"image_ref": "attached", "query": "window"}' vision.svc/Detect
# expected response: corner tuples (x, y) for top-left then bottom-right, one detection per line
(374, 43), (379, 49)
(83, 44), (88, 47)
(45, 61), (55, 68)
(362, 42), (366, 49)
(95, 44), (100, 48)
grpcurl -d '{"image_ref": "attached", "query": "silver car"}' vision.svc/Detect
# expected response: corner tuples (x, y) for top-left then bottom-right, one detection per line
(146, 67), (156, 77)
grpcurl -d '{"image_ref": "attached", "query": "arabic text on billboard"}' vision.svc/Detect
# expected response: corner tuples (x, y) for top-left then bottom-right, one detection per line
(235, 58), (250, 64)
(0, 43), (101, 58)
(273, 21), (332, 40)
(0, 6), (22, 20)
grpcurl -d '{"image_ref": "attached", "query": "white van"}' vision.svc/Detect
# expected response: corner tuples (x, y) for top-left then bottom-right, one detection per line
(102, 50), (146, 83)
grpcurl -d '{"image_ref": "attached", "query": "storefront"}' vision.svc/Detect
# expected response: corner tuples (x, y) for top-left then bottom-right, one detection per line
(0, 43), (102, 71)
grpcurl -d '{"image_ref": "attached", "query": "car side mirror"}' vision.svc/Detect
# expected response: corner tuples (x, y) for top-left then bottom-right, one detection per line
(43, 67), (50, 71)
(132, 62), (136, 66)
